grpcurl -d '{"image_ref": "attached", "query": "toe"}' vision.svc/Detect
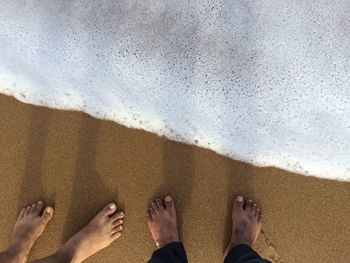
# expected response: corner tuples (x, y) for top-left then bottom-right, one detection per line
(255, 208), (260, 218)
(164, 195), (176, 215)
(111, 231), (122, 240)
(110, 211), (124, 222)
(112, 225), (123, 234)
(150, 207), (156, 216)
(30, 203), (37, 214)
(156, 199), (164, 210)
(99, 203), (117, 218)
(251, 203), (257, 214)
(41, 206), (54, 224)
(112, 219), (124, 227)
(258, 212), (263, 222)
(146, 212), (152, 222)
(35, 201), (44, 215)
(151, 202), (158, 212)
(25, 206), (31, 215)
(17, 208), (26, 220)
(244, 199), (253, 211)
(233, 196), (244, 210)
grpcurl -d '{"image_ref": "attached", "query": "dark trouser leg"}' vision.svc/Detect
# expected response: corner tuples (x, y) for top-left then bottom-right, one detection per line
(224, 244), (272, 263)
(148, 242), (188, 263)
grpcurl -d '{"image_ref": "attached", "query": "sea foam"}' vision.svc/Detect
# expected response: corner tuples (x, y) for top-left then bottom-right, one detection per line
(1, 0), (350, 180)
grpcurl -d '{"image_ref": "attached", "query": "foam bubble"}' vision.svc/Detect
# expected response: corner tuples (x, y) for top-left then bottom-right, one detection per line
(1, 0), (350, 180)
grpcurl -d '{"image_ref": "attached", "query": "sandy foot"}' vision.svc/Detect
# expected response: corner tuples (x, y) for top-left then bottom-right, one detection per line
(2, 201), (53, 263)
(147, 196), (179, 248)
(56, 203), (124, 263)
(224, 196), (263, 258)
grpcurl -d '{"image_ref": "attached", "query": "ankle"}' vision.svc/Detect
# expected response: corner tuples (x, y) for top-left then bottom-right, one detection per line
(156, 237), (179, 249)
(4, 242), (28, 263)
(0, 250), (16, 263)
(229, 236), (253, 250)
(55, 245), (77, 263)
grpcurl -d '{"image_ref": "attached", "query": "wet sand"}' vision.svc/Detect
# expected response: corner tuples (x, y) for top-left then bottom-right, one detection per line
(0, 94), (349, 263)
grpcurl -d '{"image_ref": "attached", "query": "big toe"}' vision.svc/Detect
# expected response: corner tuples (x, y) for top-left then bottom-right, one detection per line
(41, 207), (54, 224)
(99, 203), (117, 218)
(233, 196), (244, 210)
(164, 196), (176, 215)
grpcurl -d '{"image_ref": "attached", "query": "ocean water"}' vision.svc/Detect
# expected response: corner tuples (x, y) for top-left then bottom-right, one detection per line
(1, 0), (349, 180)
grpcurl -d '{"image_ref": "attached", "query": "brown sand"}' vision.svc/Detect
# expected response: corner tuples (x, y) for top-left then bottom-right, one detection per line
(0, 94), (349, 263)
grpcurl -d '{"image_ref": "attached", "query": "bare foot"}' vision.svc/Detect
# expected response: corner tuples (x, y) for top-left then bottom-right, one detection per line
(224, 196), (262, 258)
(4, 201), (53, 263)
(56, 203), (124, 263)
(146, 196), (179, 249)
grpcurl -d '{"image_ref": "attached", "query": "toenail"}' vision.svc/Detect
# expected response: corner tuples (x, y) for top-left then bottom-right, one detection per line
(165, 196), (172, 202)
(236, 196), (243, 202)
(109, 204), (116, 210)
(38, 201), (43, 205)
(119, 212), (124, 216)
(46, 207), (52, 213)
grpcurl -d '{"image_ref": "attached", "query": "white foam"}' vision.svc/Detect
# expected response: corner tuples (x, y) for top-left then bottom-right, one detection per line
(1, 0), (350, 180)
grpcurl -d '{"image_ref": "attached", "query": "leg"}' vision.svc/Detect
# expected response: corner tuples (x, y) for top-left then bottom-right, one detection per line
(147, 196), (188, 263)
(0, 201), (53, 263)
(29, 202), (125, 263)
(224, 196), (271, 263)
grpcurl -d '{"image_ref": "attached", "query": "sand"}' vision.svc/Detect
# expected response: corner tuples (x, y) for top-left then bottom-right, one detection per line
(0, 94), (349, 263)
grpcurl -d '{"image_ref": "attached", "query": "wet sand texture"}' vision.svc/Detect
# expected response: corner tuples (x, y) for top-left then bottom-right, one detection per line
(0, 94), (349, 263)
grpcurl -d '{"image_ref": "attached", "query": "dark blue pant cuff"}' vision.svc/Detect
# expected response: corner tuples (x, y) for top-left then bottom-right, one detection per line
(149, 242), (188, 263)
(224, 244), (271, 263)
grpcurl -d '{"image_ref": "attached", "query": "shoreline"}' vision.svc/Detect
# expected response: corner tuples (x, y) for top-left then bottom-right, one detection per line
(0, 94), (349, 263)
